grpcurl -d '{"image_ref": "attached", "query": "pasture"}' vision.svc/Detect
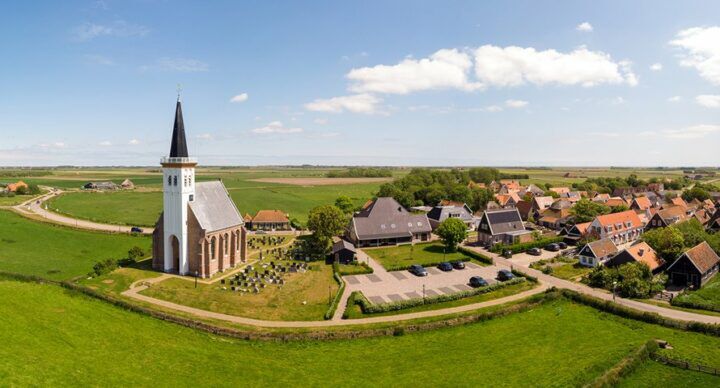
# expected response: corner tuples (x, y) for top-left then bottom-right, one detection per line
(364, 242), (482, 270)
(1, 279), (720, 386)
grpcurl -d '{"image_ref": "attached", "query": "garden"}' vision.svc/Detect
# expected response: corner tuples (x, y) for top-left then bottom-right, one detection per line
(363, 241), (487, 271)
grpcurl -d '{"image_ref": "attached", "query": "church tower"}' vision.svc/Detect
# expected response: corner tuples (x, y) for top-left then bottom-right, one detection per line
(161, 98), (197, 275)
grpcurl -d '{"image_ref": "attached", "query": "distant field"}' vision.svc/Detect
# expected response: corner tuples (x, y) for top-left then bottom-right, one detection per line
(48, 191), (162, 227)
(2, 281), (720, 386)
(250, 177), (392, 185)
(0, 210), (151, 280)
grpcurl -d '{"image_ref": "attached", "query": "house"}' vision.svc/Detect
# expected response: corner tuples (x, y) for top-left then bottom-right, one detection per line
(588, 210), (644, 245)
(83, 181), (118, 190)
(630, 196), (652, 211)
(346, 197), (431, 247)
(520, 184), (545, 197)
(495, 193), (520, 208)
(593, 193), (611, 203)
(613, 186), (649, 198)
(330, 238), (356, 264)
(561, 221), (591, 244)
(646, 205), (688, 229)
(578, 238), (619, 267)
(634, 191), (662, 208)
(707, 210), (720, 232)
(427, 202), (474, 230)
(666, 242), (720, 289)
(5, 180), (28, 193)
(549, 187), (570, 196)
(515, 200), (533, 221)
(693, 209), (712, 227)
(152, 99), (247, 278)
(499, 179), (521, 191)
(247, 210), (291, 231)
(537, 207), (572, 230)
(606, 242), (664, 274)
(476, 208), (533, 246)
(120, 179), (135, 189)
(647, 183), (664, 192)
(531, 196), (555, 216)
(605, 197), (628, 208)
(666, 196), (688, 210)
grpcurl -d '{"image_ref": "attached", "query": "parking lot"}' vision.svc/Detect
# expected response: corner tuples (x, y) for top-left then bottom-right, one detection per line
(345, 250), (510, 305)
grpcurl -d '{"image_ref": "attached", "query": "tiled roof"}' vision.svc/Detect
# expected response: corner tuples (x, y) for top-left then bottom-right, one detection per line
(623, 242), (664, 271)
(633, 196), (652, 210)
(606, 197), (628, 208)
(594, 210), (643, 231)
(656, 205), (688, 224)
(680, 242), (720, 274)
(352, 197), (431, 240)
(252, 210), (289, 223)
(189, 181), (244, 232)
(586, 238), (619, 258)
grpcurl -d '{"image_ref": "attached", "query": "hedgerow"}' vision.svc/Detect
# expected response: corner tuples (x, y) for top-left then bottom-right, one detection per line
(490, 236), (564, 254)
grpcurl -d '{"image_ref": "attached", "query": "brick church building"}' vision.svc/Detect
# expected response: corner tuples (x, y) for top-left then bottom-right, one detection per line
(152, 98), (248, 278)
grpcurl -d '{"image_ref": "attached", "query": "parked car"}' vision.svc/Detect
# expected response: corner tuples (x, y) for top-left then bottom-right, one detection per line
(527, 247), (542, 256)
(130, 227), (143, 233)
(409, 264), (428, 277)
(545, 243), (560, 252)
(451, 261), (466, 270)
(502, 250), (513, 258)
(557, 242), (568, 249)
(497, 269), (515, 281)
(438, 262), (453, 272)
(469, 276), (489, 288)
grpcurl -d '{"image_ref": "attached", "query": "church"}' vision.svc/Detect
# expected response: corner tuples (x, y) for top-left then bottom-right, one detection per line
(152, 99), (248, 278)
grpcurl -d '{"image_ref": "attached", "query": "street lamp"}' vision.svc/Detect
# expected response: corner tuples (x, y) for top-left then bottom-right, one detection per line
(422, 284), (426, 304)
(612, 281), (617, 302)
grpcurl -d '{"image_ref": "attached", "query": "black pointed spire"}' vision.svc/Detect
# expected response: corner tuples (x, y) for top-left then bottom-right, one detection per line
(169, 100), (189, 158)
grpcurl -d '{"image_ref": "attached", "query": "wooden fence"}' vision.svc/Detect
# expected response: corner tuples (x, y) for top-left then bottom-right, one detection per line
(651, 354), (720, 376)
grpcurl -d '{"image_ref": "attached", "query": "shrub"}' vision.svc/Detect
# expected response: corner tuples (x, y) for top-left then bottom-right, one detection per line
(90, 258), (118, 277)
(323, 270), (346, 320)
(127, 246), (145, 262)
(490, 236), (564, 254)
(457, 246), (493, 265)
(585, 340), (658, 388)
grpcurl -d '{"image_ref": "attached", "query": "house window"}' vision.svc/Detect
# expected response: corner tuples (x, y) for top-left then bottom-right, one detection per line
(224, 235), (229, 255)
(189, 194), (194, 202)
(167, 176), (171, 186)
(173, 176), (177, 186)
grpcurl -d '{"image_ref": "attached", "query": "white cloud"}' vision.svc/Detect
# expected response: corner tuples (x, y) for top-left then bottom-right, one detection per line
(505, 99), (528, 108)
(347, 49), (481, 94)
(668, 96), (682, 102)
(670, 26), (720, 84)
(696, 94), (720, 108)
(304, 93), (382, 114)
(576, 22), (593, 32)
(313, 118), (329, 125)
(661, 124), (720, 139)
(128, 139), (140, 145)
(482, 105), (504, 112)
(142, 58), (209, 73)
(251, 121), (303, 134)
(230, 93), (248, 103)
(72, 20), (149, 41)
(650, 63), (663, 71)
(99, 141), (112, 146)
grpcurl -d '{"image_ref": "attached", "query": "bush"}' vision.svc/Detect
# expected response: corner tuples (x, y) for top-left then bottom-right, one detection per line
(90, 258), (118, 277)
(586, 340), (658, 388)
(490, 236), (564, 254)
(127, 246), (145, 262)
(355, 278), (527, 314)
(323, 269), (346, 320)
(457, 246), (493, 265)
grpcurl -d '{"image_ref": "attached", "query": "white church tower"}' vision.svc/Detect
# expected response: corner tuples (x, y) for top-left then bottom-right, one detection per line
(161, 98), (197, 275)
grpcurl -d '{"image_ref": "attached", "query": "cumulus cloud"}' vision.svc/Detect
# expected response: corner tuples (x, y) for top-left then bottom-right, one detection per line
(661, 124), (720, 139)
(347, 49), (481, 94)
(505, 99), (528, 108)
(230, 93), (248, 103)
(696, 94), (720, 108)
(251, 121), (303, 134)
(128, 139), (140, 145)
(670, 26), (720, 84)
(668, 96), (682, 102)
(482, 105), (504, 112)
(650, 63), (663, 71)
(72, 20), (149, 41)
(576, 22), (593, 32)
(304, 94), (382, 114)
(141, 58), (209, 73)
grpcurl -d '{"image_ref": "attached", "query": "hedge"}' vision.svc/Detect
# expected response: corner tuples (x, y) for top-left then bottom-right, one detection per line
(457, 246), (494, 265)
(384, 256), (473, 272)
(354, 278), (527, 314)
(584, 340), (658, 388)
(671, 297), (720, 313)
(490, 236), (564, 254)
(511, 268), (538, 283)
(324, 268), (346, 320)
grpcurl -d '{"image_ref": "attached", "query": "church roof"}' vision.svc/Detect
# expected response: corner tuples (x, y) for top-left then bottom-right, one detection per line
(189, 181), (244, 232)
(169, 100), (189, 158)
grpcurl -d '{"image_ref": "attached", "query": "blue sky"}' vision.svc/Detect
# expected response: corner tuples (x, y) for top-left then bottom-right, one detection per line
(1, 0), (719, 166)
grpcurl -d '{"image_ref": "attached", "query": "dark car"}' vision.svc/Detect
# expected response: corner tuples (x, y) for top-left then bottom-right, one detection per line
(451, 261), (466, 270)
(502, 250), (513, 258)
(527, 247), (542, 256)
(409, 264), (428, 277)
(130, 227), (143, 233)
(557, 242), (568, 249)
(469, 276), (489, 288)
(438, 262), (453, 272)
(545, 243), (561, 252)
(497, 269), (515, 281)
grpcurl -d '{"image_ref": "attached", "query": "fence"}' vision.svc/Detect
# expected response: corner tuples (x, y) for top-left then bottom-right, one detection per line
(651, 354), (720, 376)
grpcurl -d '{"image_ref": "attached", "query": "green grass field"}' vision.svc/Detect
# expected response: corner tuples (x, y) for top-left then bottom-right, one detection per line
(48, 191), (163, 227)
(672, 275), (720, 313)
(2, 279), (720, 386)
(0, 210), (151, 280)
(364, 242), (480, 270)
(617, 361), (720, 387)
(140, 263), (338, 321)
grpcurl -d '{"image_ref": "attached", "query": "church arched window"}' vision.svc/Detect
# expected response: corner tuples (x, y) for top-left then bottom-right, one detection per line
(173, 176), (177, 186)
(209, 237), (216, 260)
(167, 175), (171, 186)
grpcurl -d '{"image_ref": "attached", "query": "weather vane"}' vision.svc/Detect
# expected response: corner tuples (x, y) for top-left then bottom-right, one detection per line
(176, 83), (183, 101)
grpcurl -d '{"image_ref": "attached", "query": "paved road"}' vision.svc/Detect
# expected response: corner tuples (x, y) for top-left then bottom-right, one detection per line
(12, 189), (155, 235)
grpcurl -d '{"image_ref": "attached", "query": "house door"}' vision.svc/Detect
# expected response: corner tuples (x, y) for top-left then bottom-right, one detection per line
(169, 235), (180, 271)
(671, 272), (687, 287)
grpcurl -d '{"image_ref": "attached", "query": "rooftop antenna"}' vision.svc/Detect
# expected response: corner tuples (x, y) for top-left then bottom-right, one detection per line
(176, 83), (183, 102)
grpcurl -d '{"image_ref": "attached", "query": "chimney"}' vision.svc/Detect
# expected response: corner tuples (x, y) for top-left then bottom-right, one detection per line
(638, 249), (644, 256)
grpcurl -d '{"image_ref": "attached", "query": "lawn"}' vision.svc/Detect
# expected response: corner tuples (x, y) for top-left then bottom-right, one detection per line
(140, 262), (338, 321)
(343, 280), (537, 319)
(364, 242), (481, 270)
(3, 279), (720, 386)
(618, 361), (720, 387)
(0, 194), (38, 206)
(672, 275), (720, 313)
(0, 210), (151, 280)
(48, 191), (162, 227)
(81, 259), (161, 295)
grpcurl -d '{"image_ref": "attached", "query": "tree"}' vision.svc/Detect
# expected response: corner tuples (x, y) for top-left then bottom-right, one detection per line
(570, 198), (611, 223)
(544, 190), (560, 199)
(642, 227), (685, 260)
(435, 218), (468, 252)
(306, 205), (347, 255)
(127, 246), (145, 262)
(334, 196), (355, 215)
(609, 204), (629, 213)
(682, 186), (711, 202)
(471, 188), (496, 210)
